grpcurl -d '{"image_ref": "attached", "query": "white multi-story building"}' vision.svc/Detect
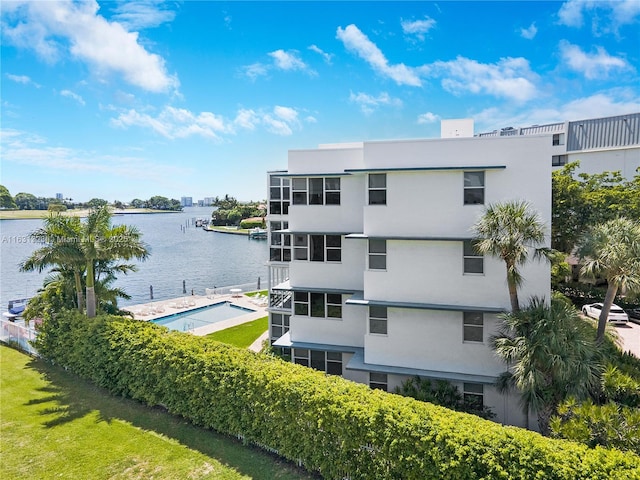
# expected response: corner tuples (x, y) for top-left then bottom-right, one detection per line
(267, 120), (552, 428)
(478, 112), (639, 180)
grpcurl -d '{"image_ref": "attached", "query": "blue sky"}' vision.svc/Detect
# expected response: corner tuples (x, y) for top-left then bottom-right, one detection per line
(1, 1), (639, 203)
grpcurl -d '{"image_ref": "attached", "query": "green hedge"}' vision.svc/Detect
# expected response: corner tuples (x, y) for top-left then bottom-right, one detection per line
(35, 312), (640, 479)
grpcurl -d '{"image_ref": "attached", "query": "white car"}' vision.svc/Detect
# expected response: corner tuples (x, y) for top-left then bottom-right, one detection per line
(581, 303), (629, 325)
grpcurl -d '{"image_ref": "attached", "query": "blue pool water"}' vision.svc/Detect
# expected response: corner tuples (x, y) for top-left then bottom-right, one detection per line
(153, 301), (255, 332)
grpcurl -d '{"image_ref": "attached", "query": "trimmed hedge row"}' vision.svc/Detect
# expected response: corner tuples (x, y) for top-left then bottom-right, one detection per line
(35, 312), (640, 479)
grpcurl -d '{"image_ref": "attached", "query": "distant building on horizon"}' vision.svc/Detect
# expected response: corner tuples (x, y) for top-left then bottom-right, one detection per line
(203, 197), (215, 206)
(181, 196), (193, 207)
(55, 193), (63, 200)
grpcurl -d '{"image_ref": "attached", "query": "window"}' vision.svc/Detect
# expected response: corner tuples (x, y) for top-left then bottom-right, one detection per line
(552, 155), (568, 166)
(369, 239), (387, 270)
(463, 383), (484, 410)
(270, 313), (290, 340)
(292, 178), (308, 205)
(294, 291), (309, 316)
(464, 171), (484, 205)
(325, 178), (341, 205)
(269, 177), (290, 215)
(463, 240), (483, 274)
(294, 292), (342, 319)
(294, 234), (308, 260)
(269, 221), (291, 262)
(463, 312), (483, 342)
(369, 305), (388, 335)
(293, 234), (342, 262)
(291, 177), (341, 205)
(552, 133), (565, 146)
(368, 173), (387, 205)
(294, 349), (342, 375)
(369, 372), (388, 391)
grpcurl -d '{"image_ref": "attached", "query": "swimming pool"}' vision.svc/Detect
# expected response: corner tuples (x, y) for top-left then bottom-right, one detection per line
(152, 302), (256, 332)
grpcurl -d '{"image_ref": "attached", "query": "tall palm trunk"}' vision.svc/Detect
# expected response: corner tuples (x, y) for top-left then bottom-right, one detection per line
(86, 261), (96, 318)
(506, 262), (520, 313)
(73, 271), (84, 313)
(596, 284), (618, 344)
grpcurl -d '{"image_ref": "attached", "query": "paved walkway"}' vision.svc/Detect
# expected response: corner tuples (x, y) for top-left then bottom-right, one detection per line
(123, 292), (268, 340)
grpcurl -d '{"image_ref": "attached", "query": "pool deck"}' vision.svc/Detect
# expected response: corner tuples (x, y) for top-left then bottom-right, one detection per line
(123, 293), (268, 338)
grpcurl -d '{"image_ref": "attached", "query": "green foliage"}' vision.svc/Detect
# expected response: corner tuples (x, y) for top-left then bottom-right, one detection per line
(240, 219), (264, 229)
(211, 198), (265, 226)
(206, 316), (268, 348)
(552, 162), (640, 253)
(551, 398), (640, 454)
(395, 376), (495, 419)
(0, 184), (17, 208)
(14, 192), (40, 210)
(33, 312), (640, 480)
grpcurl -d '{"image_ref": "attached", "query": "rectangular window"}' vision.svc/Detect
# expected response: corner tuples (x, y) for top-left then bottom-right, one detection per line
(368, 173), (387, 205)
(552, 154), (568, 166)
(310, 235), (325, 262)
(310, 350), (326, 371)
(463, 383), (484, 410)
(463, 312), (484, 342)
(552, 133), (565, 146)
(310, 292), (325, 317)
(294, 291), (309, 316)
(325, 178), (341, 205)
(293, 348), (309, 367)
(463, 240), (483, 274)
(326, 351), (343, 375)
(369, 239), (387, 270)
(326, 294), (342, 318)
(369, 372), (388, 391)
(308, 178), (324, 205)
(293, 234), (308, 260)
(269, 177), (290, 215)
(270, 313), (290, 340)
(369, 305), (388, 335)
(292, 178), (308, 205)
(326, 235), (342, 262)
(464, 171), (484, 205)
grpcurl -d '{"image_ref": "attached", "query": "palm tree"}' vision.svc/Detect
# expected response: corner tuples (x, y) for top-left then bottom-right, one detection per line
(81, 206), (149, 317)
(491, 296), (601, 435)
(577, 217), (640, 344)
(472, 200), (547, 312)
(21, 213), (86, 312)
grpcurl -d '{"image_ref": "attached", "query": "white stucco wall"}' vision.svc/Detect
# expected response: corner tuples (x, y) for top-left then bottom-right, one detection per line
(288, 146), (364, 174)
(290, 303), (366, 347)
(562, 147), (640, 180)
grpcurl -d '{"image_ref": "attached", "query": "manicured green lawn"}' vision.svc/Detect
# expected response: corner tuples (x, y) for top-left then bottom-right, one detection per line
(207, 316), (268, 348)
(0, 345), (314, 480)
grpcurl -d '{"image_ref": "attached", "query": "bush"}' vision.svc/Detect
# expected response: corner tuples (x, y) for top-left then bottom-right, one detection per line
(240, 219), (264, 229)
(34, 312), (640, 480)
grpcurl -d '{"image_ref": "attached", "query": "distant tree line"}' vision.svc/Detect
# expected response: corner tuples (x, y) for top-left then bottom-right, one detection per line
(0, 185), (182, 212)
(210, 194), (266, 226)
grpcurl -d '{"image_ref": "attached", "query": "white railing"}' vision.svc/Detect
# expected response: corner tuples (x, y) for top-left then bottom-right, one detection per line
(0, 319), (39, 356)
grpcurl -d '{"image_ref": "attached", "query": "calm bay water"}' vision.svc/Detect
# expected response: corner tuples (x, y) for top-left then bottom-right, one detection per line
(0, 207), (268, 308)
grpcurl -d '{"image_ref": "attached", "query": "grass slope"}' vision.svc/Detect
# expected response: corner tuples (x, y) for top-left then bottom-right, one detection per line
(0, 345), (314, 480)
(207, 316), (268, 348)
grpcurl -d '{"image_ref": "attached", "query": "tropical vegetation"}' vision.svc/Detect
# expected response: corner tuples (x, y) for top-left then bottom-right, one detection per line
(20, 206), (149, 318)
(490, 295), (601, 435)
(30, 310), (640, 479)
(210, 194), (265, 226)
(472, 199), (547, 312)
(577, 217), (640, 343)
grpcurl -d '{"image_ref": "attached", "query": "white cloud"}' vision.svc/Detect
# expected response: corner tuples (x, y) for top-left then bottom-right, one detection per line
(557, 0), (640, 35)
(428, 56), (539, 102)
(559, 41), (632, 79)
(110, 0), (176, 30)
(242, 63), (269, 81)
(0, 0), (179, 93)
(336, 24), (422, 87)
(417, 112), (439, 124)
(5, 73), (40, 88)
(401, 16), (436, 41)
(0, 127), (185, 181)
(269, 49), (316, 75)
(111, 104), (304, 138)
(520, 23), (538, 39)
(308, 44), (333, 64)
(60, 89), (86, 106)
(349, 91), (402, 115)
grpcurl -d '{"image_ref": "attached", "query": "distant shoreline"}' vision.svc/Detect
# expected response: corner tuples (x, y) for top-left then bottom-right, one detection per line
(0, 208), (180, 220)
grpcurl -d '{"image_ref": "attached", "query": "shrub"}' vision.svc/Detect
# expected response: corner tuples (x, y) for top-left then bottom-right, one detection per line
(34, 312), (640, 480)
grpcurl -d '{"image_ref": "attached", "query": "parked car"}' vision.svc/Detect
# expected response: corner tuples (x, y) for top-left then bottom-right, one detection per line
(581, 303), (629, 325)
(625, 308), (640, 321)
